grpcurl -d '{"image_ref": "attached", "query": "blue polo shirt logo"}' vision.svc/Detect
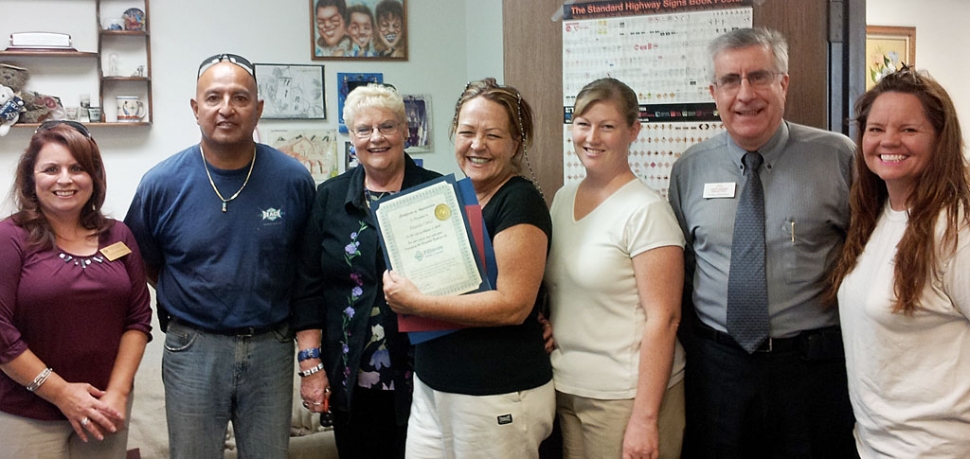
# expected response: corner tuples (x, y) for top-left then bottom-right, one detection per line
(261, 208), (283, 222)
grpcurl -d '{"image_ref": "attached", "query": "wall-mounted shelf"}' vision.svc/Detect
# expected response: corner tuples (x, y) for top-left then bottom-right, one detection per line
(97, 0), (153, 124)
(0, 0), (152, 126)
(0, 50), (99, 58)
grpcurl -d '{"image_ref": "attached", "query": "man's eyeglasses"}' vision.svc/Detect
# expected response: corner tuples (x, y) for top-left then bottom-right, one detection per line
(352, 121), (400, 139)
(35, 119), (92, 139)
(197, 53), (256, 81)
(713, 70), (783, 93)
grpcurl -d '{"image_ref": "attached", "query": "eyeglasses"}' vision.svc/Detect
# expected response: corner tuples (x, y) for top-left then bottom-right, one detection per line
(197, 53), (256, 81)
(35, 119), (92, 139)
(353, 121), (400, 139)
(712, 70), (783, 93)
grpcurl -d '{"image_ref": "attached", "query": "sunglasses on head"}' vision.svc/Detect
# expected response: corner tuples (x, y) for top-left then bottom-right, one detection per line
(35, 119), (92, 139)
(197, 53), (256, 80)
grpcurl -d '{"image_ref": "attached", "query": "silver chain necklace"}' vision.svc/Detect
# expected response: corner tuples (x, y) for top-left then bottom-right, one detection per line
(200, 145), (256, 213)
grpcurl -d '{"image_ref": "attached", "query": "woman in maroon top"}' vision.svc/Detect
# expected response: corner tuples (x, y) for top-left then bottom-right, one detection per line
(0, 121), (152, 458)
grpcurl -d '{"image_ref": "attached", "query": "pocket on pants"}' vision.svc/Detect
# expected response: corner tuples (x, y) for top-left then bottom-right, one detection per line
(271, 322), (293, 342)
(164, 325), (198, 352)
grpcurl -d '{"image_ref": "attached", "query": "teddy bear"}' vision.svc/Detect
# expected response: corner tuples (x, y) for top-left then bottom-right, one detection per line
(0, 84), (25, 136)
(0, 63), (61, 124)
(0, 63), (29, 93)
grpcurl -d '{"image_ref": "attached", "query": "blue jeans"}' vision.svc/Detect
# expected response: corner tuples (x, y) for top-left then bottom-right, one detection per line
(162, 321), (293, 459)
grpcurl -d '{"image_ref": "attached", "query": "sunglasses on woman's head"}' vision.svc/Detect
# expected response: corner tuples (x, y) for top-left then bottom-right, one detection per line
(35, 120), (92, 139)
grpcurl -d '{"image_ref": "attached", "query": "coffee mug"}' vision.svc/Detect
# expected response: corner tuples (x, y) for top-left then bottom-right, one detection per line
(117, 96), (146, 122)
(87, 107), (102, 123)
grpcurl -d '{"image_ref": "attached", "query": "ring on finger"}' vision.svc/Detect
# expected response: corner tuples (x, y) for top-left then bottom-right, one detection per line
(80, 417), (90, 427)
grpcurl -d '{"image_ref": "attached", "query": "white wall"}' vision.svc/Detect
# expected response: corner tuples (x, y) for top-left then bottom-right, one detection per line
(0, 0), (504, 218)
(867, 0), (970, 133)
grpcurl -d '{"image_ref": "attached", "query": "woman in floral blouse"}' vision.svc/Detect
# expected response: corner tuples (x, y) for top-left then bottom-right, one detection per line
(292, 84), (441, 459)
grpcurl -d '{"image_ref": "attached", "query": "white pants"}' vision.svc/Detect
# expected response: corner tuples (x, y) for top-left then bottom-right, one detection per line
(406, 374), (556, 459)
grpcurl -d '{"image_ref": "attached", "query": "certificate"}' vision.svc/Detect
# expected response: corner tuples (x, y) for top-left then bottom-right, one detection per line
(374, 175), (487, 296)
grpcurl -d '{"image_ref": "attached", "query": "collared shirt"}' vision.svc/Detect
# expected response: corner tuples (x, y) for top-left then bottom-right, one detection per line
(668, 121), (854, 337)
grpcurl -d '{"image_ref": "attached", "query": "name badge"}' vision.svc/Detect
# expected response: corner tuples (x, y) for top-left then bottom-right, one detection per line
(703, 182), (736, 199)
(100, 241), (132, 261)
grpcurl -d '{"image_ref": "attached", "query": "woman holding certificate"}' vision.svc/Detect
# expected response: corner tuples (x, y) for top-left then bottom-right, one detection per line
(383, 78), (555, 458)
(292, 83), (441, 459)
(544, 78), (685, 459)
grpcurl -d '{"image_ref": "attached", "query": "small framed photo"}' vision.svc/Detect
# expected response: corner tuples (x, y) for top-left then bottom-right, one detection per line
(345, 141), (359, 169)
(865, 26), (916, 91)
(403, 94), (432, 152)
(337, 72), (383, 133)
(254, 64), (326, 119)
(310, 0), (408, 60)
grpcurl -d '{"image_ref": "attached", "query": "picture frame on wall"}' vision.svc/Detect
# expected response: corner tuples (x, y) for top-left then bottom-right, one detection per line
(403, 94), (432, 152)
(345, 141), (359, 169)
(337, 72), (383, 133)
(865, 26), (916, 91)
(254, 64), (326, 119)
(310, 0), (408, 60)
(268, 129), (339, 183)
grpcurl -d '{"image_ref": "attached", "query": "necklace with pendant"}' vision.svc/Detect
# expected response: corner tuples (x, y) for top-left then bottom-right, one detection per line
(200, 145), (256, 213)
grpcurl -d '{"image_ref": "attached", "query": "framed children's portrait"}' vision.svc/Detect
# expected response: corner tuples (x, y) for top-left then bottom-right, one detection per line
(310, 0), (407, 60)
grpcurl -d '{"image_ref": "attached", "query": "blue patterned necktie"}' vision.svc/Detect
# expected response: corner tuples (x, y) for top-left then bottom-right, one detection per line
(726, 151), (770, 353)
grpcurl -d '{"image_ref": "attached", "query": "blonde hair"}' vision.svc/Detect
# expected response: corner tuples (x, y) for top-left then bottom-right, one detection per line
(343, 83), (405, 128)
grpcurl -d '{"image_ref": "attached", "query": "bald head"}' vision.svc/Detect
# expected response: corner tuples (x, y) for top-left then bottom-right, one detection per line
(191, 62), (263, 155)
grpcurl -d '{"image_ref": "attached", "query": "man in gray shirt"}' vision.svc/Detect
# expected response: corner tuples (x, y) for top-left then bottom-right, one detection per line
(668, 28), (857, 458)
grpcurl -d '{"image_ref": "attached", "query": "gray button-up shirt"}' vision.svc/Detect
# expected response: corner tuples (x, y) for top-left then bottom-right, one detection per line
(668, 121), (854, 337)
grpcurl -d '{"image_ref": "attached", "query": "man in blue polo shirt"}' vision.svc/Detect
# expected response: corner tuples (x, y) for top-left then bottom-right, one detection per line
(125, 53), (314, 458)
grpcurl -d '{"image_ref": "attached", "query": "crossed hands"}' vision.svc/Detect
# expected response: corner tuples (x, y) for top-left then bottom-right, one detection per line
(55, 382), (126, 442)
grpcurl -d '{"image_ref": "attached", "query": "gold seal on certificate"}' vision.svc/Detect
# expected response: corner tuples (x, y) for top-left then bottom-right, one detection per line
(434, 203), (451, 221)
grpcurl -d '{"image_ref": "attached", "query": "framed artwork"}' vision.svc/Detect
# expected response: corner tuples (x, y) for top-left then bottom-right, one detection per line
(403, 94), (432, 152)
(865, 26), (916, 90)
(310, 0), (407, 60)
(268, 129), (339, 183)
(254, 64), (326, 119)
(345, 141), (359, 169)
(337, 72), (383, 133)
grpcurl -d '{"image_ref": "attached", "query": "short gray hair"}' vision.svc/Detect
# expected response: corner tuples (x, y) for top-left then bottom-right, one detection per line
(343, 83), (405, 128)
(708, 27), (788, 80)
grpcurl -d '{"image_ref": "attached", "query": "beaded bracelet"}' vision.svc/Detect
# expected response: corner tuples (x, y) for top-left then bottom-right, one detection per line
(298, 362), (325, 378)
(26, 367), (52, 392)
(297, 347), (321, 362)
